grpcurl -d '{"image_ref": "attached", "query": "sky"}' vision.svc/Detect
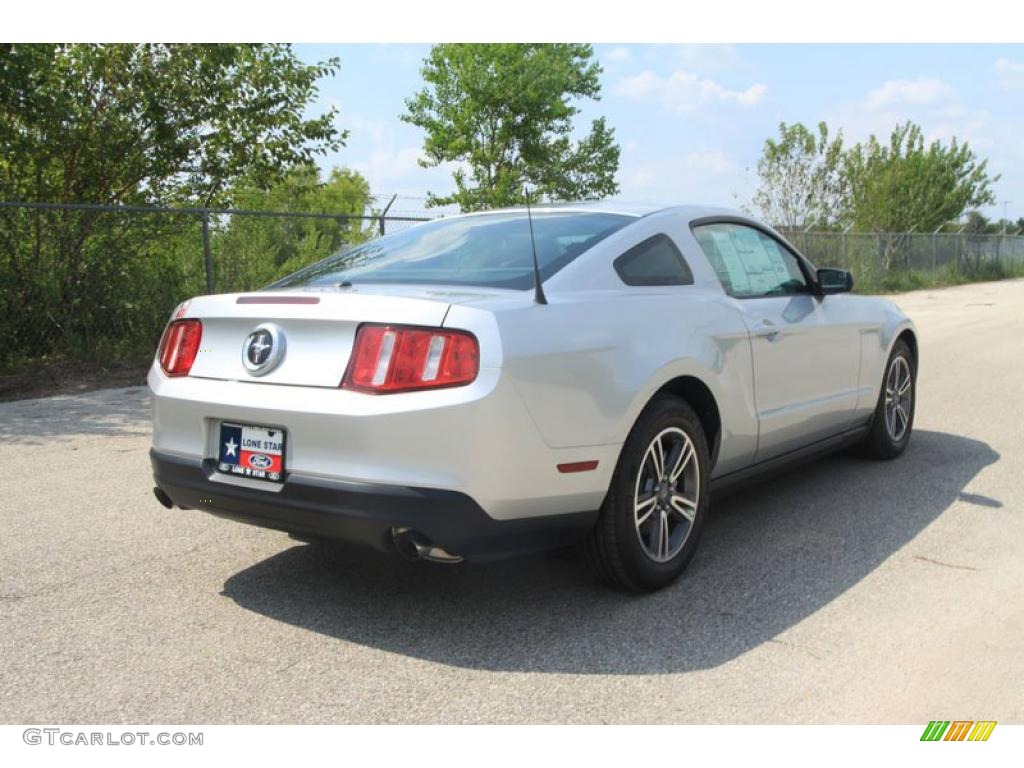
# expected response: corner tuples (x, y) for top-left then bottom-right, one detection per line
(296, 44), (1024, 221)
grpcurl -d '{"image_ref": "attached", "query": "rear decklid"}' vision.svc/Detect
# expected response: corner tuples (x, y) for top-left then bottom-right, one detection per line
(179, 287), (469, 388)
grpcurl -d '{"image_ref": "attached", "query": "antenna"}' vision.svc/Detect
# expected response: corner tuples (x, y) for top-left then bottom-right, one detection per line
(524, 186), (547, 305)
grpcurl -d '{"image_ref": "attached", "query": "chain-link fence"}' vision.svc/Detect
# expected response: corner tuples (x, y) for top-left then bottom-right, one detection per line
(0, 199), (435, 390)
(782, 229), (1024, 291)
(3, 198), (1024, 396)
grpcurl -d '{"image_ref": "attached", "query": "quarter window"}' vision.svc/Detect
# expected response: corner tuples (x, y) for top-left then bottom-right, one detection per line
(614, 234), (694, 287)
(692, 223), (808, 298)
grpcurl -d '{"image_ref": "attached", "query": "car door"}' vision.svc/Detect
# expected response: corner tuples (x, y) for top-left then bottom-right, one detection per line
(692, 221), (861, 462)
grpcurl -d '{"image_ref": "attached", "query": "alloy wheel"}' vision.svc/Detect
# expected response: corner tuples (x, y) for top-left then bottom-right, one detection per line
(633, 427), (700, 563)
(884, 355), (913, 441)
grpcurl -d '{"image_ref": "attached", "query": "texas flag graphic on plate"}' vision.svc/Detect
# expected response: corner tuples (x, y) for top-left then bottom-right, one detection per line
(218, 422), (285, 482)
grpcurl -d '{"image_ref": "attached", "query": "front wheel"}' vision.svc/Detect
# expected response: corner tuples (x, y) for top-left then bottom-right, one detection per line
(581, 395), (709, 592)
(862, 339), (916, 459)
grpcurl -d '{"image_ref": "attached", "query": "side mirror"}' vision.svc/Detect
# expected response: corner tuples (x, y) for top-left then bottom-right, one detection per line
(816, 268), (854, 294)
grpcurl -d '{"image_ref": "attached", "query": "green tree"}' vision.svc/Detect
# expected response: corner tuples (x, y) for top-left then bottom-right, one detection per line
(402, 44), (620, 211)
(963, 210), (990, 234)
(843, 121), (998, 234)
(0, 44), (342, 206)
(751, 121), (848, 229)
(0, 44), (343, 368)
(214, 165), (373, 292)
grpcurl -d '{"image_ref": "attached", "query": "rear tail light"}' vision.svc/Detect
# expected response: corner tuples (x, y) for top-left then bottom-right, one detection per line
(158, 319), (203, 377)
(342, 324), (479, 394)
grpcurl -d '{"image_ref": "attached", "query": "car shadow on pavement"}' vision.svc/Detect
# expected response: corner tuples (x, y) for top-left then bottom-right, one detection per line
(222, 429), (998, 674)
(0, 386), (150, 445)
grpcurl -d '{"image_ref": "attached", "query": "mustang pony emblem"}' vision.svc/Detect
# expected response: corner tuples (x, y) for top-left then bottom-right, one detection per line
(242, 324), (285, 375)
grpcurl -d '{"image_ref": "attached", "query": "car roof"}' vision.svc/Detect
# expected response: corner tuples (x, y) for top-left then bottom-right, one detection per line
(441, 201), (750, 224)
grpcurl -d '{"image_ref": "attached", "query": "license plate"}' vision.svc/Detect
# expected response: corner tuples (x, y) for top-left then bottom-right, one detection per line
(217, 422), (286, 483)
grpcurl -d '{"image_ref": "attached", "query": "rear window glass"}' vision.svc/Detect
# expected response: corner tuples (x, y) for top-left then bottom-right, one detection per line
(273, 211), (633, 290)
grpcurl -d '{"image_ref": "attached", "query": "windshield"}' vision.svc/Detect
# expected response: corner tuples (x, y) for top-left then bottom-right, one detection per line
(272, 211), (633, 290)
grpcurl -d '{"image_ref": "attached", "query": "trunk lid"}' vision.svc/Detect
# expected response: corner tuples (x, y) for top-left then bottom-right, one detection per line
(181, 285), (489, 388)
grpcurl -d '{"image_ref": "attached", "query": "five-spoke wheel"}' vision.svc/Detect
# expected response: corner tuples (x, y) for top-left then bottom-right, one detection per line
(863, 338), (915, 459)
(884, 355), (913, 441)
(633, 427), (700, 562)
(581, 394), (709, 592)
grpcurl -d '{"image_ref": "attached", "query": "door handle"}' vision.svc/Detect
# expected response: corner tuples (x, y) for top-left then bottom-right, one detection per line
(752, 319), (780, 341)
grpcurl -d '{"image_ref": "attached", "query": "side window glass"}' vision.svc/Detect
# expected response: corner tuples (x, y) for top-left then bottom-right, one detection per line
(753, 231), (808, 294)
(693, 223), (807, 297)
(614, 234), (694, 286)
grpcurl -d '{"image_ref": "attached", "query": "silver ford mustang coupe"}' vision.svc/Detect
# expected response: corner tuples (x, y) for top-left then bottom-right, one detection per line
(150, 203), (917, 591)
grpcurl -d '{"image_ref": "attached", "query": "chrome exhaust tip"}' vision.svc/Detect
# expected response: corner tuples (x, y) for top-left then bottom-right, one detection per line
(391, 527), (463, 564)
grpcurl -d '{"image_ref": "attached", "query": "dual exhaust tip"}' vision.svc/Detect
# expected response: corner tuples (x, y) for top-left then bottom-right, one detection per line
(391, 527), (463, 564)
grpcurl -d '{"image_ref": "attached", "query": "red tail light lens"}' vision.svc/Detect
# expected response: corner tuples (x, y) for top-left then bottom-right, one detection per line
(342, 324), (479, 394)
(158, 319), (203, 377)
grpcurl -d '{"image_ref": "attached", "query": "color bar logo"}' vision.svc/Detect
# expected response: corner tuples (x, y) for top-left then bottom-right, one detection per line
(920, 721), (997, 741)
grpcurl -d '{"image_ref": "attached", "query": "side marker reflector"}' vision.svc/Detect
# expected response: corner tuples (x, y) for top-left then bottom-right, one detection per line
(557, 460), (599, 474)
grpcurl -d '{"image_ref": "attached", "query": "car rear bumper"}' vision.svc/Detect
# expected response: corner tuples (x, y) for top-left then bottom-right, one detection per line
(151, 449), (598, 561)
(148, 366), (617, 521)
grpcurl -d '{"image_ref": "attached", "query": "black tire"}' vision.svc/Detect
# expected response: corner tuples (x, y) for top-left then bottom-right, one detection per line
(861, 339), (916, 460)
(581, 394), (710, 592)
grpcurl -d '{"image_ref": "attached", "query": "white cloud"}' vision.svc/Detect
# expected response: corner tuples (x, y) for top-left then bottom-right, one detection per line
(683, 151), (738, 175)
(346, 113), (395, 147)
(639, 45), (740, 72)
(619, 165), (657, 195)
(824, 77), (984, 146)
(613, 69), (766, 113)
(353, 147), (424, 184)
(370, 44), (425, 67)
(863, 78), (960, 113)
(616, 151), (748, 206)
(350, 148), (469, 198)
(672, 44), (741, 72)
(606, 46), (631, 63)
(995, 57), (1024, 90)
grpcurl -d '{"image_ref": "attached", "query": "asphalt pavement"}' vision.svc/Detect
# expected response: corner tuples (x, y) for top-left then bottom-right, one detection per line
(1, 279), (1022, 723)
